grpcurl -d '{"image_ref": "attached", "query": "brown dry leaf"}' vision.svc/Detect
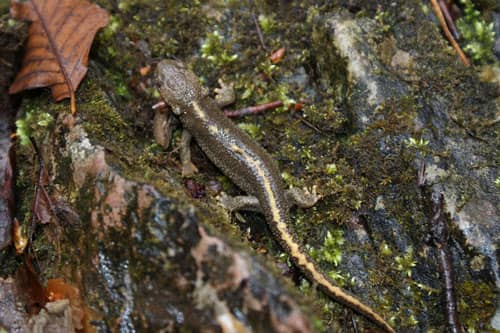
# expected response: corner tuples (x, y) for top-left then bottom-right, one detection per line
(15, 258), (48, 315)
(46, 279), (85, 330)
(8, 0), (109, 113)
(35, 188), (52, 224)
(12, 218), (28, 253)
(269, 47), (285, 64)
(35, 167), (53, 225)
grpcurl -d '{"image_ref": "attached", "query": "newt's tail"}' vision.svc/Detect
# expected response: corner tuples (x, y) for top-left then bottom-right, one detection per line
(272, 218), (395, 333)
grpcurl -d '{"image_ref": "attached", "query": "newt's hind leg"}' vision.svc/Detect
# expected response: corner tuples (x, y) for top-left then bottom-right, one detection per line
(285, 186), (321, 208)
(214, 79), (235, 107)
(217, 192), (261, 212)
(217, 186), (321, 212)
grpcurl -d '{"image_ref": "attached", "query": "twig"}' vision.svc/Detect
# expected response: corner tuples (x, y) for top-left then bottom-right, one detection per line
(429, 191), (464, 333)
(351, 314), (359, 333)
(484, 115), (500, 127)
(438, 0), (460, 40)
(294, 113), (321, 133)
(223, 100), (283, 117)
(252, 12), (267, 50)
(418, 159), (426, 187)
(27, 137), (45, 254)
(0, 56), (13, 67)
(430, 0), (470, 66)
(447, 113), (488, 142)
(418, 161), (463, 333)
(40, 185), (57, 217)
(248, 0), (267, 51)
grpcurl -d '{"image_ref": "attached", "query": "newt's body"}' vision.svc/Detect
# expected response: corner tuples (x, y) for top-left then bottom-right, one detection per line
(156, 60), (394, 333)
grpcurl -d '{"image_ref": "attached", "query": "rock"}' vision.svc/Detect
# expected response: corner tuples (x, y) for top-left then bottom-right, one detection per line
(313, 5), (500, 331)
(44, 122), (313, 332)
(0, 277), (28, 332)
(0, 111), (14, 251)
(26, 300), (74, 333)
(0, 21), (20, 250)
(493, 13), (500, 59)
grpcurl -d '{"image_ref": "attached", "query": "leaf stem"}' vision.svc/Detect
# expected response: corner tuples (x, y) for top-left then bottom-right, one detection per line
(70, 92), (76, 115)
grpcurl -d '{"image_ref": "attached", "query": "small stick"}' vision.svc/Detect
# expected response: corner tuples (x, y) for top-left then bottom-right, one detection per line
(27, 137), (45, 254)
(351, 314), (359, 333)
(429, 192), (464, 333)
(248, 0), (266, 51)
(418, 159), (426, 187)
(223, 100), (283, 117)
(294, 113), (321, 133)
(429, 0), (470, 66)
(252, 12), (267, 50)
(438, 0), (460, 40)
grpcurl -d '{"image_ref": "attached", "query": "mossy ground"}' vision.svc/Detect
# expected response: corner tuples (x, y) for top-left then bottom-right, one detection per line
(5, 0), (498, 331)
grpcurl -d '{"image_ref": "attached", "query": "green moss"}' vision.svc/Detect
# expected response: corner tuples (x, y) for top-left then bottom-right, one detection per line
(79, 87), (129, 145)
(308, 230), (344, 267)
(458, 280), (496, 331)
(201, 30), (239, 67)
(258, 14), (277, 34)
(456, 0), (496, 63)
(237, 122), (262, 140)
(374, 8), (392, 33)
(15, 103), (55, 146)
(394, 247), (417, 278)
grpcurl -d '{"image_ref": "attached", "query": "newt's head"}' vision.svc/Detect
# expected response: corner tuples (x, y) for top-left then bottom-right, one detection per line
(156, 60), (203, 115)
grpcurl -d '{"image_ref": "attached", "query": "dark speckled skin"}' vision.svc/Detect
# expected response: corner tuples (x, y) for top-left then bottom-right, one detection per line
(155, 60), (394, 333)
(156, 60), (289, 226)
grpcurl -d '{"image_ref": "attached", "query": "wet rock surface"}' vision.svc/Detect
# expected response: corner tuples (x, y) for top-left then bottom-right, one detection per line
(494, 13), (500, 59)
(317, 6), (499, 330)
(0, 277), (28, 332)
(0, 17), (22, 250)
(58, 124), (313, 332)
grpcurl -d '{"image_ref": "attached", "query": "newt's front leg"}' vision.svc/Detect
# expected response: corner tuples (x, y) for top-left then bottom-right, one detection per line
(180, 130), (198, 176)
(157, 78), (236, 177)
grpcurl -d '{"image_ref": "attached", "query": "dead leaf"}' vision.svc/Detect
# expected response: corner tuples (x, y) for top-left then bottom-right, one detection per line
(269, 47), (285, 64)
(139, 65), (151, 76)
(35, 167), (53, 225)
(15, 256), (48, 315)
(35, 188), (52, 224)
(8, 0), (109, 113)
(46, 279), (85, 330)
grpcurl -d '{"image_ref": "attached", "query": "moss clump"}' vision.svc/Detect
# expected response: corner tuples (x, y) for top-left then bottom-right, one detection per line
(201, 30), (239, 68)
(15, 107), (54, 146)
(456, 0), (496, 63)
(458, 280), (496, 331)
(79, 86), (129, 146)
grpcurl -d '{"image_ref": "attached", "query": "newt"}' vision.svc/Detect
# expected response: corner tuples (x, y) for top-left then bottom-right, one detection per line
(155, 59), (395, 333)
